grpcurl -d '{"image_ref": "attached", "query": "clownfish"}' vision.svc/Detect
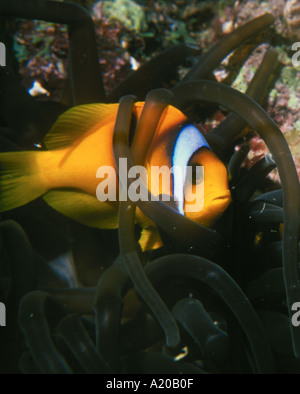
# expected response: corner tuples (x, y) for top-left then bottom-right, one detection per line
(0, 102), (231, 250)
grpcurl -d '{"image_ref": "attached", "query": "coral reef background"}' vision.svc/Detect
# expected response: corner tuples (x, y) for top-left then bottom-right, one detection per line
(12, 0), (300, 182)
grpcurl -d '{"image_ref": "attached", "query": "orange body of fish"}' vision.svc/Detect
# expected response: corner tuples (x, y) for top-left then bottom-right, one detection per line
(0, 102), (231, 250)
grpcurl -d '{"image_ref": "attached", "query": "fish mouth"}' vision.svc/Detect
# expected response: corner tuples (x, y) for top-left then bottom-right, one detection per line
(203, 190), (232, 215)
(211, 192), (232, 202)
(206, 190), (231, 204)
(183, 190), (231, 221)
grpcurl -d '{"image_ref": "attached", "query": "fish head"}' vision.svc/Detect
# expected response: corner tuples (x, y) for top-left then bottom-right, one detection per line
(183, 147), (232, 226)
(139, 106), (231, 229)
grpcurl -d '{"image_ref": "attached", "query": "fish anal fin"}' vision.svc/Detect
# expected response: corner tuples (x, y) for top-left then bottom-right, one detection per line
(139, 226), (163, 252)
(43, 189), (119, 229)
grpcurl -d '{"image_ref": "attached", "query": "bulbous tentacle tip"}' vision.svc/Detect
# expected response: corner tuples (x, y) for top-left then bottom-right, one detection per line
(145, 88), (174, 105)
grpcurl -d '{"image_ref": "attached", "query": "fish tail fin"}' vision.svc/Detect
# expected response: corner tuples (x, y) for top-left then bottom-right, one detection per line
(0, 151), (46, 212)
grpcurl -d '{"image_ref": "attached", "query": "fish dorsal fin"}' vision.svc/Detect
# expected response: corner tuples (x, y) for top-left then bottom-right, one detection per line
(44, 103), (119, 150)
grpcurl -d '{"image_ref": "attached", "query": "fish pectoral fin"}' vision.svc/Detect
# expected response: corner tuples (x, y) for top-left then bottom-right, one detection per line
(139, 226), (163, 252)
(43, 189), (118, 229)
(44, 103), (119, 150)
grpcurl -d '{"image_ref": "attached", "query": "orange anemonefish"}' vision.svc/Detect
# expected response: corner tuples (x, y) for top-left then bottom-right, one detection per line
(0, 102), (231, 250)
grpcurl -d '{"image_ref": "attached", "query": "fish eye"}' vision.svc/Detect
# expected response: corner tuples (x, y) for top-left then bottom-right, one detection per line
(172, 123), (209, 214)
(188, 163), (204, 185)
